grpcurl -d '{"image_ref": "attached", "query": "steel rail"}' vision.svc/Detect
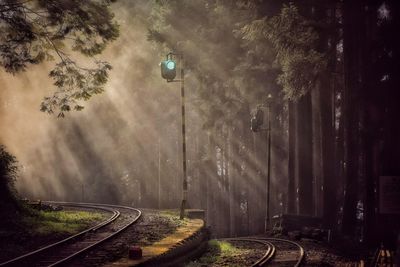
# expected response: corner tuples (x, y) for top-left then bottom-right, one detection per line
(250, 237), (305, 267)
(219, 237), (276, 267)
(47, 202), (142, 267)
(0, 202), (141, 267)
(0, 203), (119, 266)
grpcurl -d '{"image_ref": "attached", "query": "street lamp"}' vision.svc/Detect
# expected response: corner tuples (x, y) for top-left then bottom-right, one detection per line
(160, 52), (188, 220)
(251, 93), (273, 231)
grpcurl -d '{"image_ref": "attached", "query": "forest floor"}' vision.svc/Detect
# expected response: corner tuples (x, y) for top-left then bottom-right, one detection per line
(297, 237), (365, 266)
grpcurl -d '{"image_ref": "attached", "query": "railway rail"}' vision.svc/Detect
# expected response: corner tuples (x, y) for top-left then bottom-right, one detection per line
(0, 202), (141, 267)
(220, 236), (305, 267)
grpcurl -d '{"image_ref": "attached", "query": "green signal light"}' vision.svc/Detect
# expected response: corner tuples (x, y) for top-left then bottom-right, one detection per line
(166, 61), (176, 70)
(161, 59), (177, 80)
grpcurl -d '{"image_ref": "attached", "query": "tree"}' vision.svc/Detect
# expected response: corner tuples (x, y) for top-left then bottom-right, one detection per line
(0, 0), (119, 116)
(242, 2), (339, 222)
(341, 0), (400, 246)
(0, 0), (119, 225)
(244, 3), (325, 215)
(0, 145), (19, 225)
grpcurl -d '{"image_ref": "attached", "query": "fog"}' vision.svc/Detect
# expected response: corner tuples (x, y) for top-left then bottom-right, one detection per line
(1, 2), (172, 201)
(0, 1), (287, 237)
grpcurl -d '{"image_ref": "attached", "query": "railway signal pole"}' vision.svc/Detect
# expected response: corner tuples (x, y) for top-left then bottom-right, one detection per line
(160, 52), (188, 219)
(266, 97), (272, 231)
(251, 93), (273, 231)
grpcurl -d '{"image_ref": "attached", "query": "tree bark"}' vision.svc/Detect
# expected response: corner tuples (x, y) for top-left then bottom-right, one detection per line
(311, 80), (323, 217)
(295, 92), (314, 216)
(342, 0), (362, 236)
(288, 102), (296, 214)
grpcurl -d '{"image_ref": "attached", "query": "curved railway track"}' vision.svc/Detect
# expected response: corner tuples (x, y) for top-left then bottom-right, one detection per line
(255, 237), (305, 267)
(221, 236), (305, 267)
(0, 202), (141, 267)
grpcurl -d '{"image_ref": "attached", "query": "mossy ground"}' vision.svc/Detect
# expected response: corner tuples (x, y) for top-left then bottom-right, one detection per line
(0, 208), (107, 262)
(186, 240), (239, 266)
(186, 239), (265, 267)
(159, 209), (187, 227)
(22, 209), (106, 235)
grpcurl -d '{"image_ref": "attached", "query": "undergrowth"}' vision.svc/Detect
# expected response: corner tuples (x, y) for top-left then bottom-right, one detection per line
(23, 210), (106, 235)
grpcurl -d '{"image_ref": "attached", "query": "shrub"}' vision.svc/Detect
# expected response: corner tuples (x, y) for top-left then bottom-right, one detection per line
(0, 145), (19, 222)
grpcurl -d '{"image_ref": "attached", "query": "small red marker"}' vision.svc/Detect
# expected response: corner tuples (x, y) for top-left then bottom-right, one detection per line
(129, 246), (142, 260)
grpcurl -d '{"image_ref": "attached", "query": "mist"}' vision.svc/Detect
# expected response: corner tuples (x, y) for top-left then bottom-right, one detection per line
(0, 1), (287, 237)
(1, 2), (170, 200)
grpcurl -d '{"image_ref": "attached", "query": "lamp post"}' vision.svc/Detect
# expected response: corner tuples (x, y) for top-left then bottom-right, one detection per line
(160, 52), (187, 219)
(265, 93), (272, 231)
(251, 93), (273, 231)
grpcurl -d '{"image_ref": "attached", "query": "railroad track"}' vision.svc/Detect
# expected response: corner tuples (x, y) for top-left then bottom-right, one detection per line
(221, 236), (305, 267)
(0, 202), (141, 267)
(256, 237), (305, 267)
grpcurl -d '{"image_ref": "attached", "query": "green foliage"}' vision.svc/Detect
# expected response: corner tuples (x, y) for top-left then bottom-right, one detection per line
(0, 146), (20, 225)
(278, 50), (326, 99)
(40, 60), (112, 117)
(214, 240), (240, 254)
(241, 3), (327, 100)
(23, 210), (105, 235)
(186, 240), (241, 266)
(0, 146), (19, 203)
(267, 4), (326, 100)
(159, 209), (186, 226)
(0, 0), (119, 116)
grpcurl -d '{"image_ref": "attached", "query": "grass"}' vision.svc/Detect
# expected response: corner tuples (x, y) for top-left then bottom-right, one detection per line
(159, 209), (187, 226)
(215, 240), (240, 255)
(159, 209), (180, 217)
(186, 239), (241, 266)
(23, 210), (106, 236)
(0, 207), (107, 262)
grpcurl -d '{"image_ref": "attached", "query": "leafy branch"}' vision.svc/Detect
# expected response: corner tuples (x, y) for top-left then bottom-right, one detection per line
(0, 0), (119, 116)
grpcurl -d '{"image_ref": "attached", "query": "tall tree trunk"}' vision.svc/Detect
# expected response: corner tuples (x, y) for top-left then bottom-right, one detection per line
(220, 125), (230, 237)
(321, 0), (340, 230)
(157, 138), (161, 209)
(311, 81), (323, 217)
(295, 92), (314, 215)
(228, 125), (236, 236)
(251, 131), (265, 233)
(270, 101), (288, 217)
(205, 132), (213, 227)
(199, 132), (208, 211)
(361, 2), (378, 246)
(342, 0), (362, 236)
(319, 70), (336, 228)
(288, 102), (296, 214)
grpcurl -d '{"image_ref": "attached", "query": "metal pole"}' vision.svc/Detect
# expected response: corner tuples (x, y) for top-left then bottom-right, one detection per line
(266, 103), (271, 231)
(179, 54), (188, 220)
(158, 138), (161, 209)
(82, 183), (84, 202)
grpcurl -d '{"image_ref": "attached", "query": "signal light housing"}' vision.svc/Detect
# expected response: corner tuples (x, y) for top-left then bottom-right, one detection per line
(161, 60), (177, 81)
(251, 108), (264, 132)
